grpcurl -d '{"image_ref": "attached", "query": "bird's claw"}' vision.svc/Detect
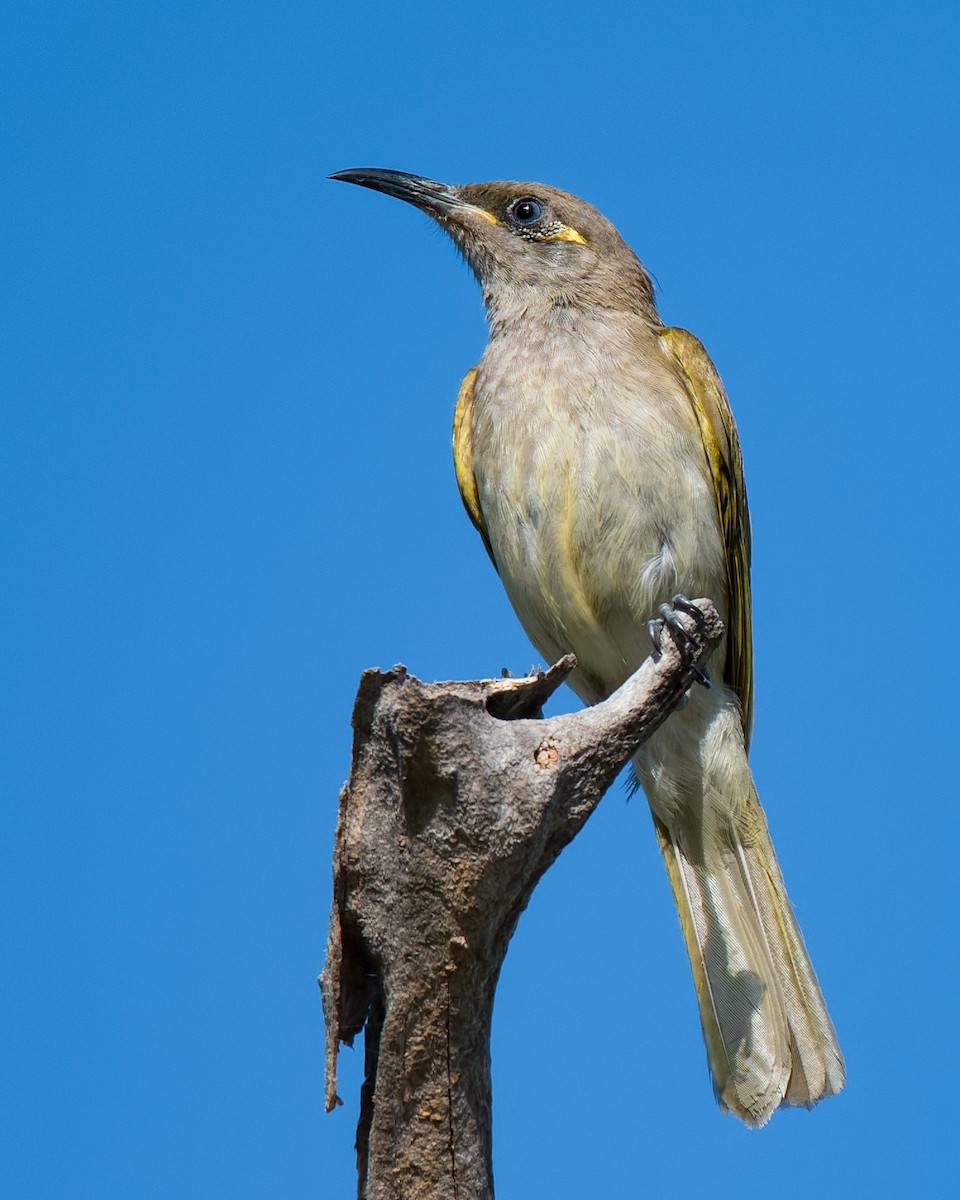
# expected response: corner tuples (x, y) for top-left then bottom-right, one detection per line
(668, 594), (707, 627)
(648, 595), (711, 687)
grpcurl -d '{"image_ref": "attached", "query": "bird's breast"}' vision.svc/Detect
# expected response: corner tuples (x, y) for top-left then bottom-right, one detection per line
(470, 318), (726, 699)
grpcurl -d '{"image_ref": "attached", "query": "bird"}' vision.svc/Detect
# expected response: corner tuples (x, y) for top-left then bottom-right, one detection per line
(329, 167), (845, 1126)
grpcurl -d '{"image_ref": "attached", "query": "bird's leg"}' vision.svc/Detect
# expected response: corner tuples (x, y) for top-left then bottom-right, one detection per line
(648, 595), (712, 687)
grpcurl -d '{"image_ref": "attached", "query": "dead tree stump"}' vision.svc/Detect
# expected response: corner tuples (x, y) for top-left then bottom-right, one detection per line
(321, 598), (723, 1199)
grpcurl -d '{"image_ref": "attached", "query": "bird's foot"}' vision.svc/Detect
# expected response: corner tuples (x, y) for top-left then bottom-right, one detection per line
(647, 595), (711, 687)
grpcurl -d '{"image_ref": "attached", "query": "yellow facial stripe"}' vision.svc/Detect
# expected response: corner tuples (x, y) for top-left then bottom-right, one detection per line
(543, 224), (587, 245)
(470, 206), (500, 225)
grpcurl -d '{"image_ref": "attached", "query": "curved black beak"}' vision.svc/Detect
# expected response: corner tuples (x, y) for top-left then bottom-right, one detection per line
(329, 168), (495, 227)
(328, 168), (460, 213)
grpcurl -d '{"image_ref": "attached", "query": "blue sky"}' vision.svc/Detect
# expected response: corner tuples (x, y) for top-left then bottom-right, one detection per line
(4, 2), (959, 1196)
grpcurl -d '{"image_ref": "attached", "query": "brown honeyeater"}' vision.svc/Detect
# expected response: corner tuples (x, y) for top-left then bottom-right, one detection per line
(330, 167), (844, 1126)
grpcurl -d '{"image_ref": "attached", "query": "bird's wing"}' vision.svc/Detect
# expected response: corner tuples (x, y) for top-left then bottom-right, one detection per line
(452, 366), (497, 569)
(660, 326), (754, 745)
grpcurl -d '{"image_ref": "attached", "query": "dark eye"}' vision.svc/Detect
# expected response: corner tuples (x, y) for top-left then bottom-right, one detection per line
(509, 197), (543, 226)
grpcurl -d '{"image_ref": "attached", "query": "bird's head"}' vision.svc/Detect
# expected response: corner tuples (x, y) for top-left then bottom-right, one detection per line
(329, 168), (657, 324)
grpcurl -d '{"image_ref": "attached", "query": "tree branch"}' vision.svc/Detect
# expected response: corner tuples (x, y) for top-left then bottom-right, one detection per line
(320, 598), (723, 1199)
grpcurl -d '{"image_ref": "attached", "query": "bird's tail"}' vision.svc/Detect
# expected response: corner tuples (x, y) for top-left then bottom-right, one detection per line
(652, 782), (845, 1126)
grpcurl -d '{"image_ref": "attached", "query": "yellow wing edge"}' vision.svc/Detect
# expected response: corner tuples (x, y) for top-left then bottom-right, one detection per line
(659, 326), (754, 745)
(452, 366), (497, 568)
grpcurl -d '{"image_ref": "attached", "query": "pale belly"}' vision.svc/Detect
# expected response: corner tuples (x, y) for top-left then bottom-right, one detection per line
(471, 358), (727, 705)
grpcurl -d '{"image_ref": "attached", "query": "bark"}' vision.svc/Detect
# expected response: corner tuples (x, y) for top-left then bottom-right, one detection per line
(320, 598), (723, 1199)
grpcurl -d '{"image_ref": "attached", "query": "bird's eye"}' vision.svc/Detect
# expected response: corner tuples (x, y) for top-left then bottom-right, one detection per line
(509, 197), (544, 226)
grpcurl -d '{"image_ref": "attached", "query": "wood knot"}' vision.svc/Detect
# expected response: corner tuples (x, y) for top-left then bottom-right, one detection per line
(534, 737), (560, 769)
